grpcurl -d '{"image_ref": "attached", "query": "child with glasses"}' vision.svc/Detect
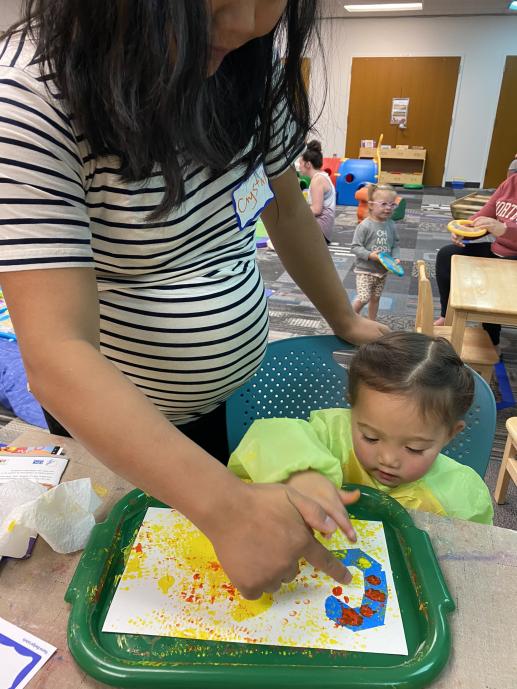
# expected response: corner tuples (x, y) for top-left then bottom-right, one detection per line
(351, 184), (401, 321)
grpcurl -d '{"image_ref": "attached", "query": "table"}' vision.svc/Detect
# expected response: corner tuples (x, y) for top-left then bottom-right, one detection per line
(445, 254), (517, 355)
(1, 429), (517, 689)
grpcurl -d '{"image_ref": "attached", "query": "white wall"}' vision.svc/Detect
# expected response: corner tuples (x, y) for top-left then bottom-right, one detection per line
(1, 0), (21, 30)
(309, 16), (517, 185)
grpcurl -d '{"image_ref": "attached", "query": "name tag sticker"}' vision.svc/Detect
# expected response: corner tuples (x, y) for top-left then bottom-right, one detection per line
(232, 164), (275, 231)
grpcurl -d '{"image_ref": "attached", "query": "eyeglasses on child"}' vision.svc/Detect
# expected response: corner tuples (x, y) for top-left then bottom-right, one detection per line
(371, 201), (398, 209)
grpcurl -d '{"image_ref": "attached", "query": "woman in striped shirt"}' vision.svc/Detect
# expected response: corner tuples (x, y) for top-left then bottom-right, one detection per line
(0, 0), (386, 598)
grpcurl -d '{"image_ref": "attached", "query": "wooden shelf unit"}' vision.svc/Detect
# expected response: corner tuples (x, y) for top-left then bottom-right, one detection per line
(359, 147), (426, 186)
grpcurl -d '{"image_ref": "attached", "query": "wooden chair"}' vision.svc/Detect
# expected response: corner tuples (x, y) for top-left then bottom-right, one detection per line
(494, 418), (517, 504)
(415, 260), (499, 383)
(450, 192), (491, 220)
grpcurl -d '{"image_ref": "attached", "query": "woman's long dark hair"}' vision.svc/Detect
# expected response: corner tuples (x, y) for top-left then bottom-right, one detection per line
(5, 0), (319, 218)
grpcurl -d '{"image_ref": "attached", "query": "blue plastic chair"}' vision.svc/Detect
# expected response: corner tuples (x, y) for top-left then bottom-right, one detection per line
(226, 335), (496, 478)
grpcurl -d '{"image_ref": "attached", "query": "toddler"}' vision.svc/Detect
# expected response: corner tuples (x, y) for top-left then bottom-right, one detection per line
(351, 184), (401, 321)
(229, 332), (493, 525)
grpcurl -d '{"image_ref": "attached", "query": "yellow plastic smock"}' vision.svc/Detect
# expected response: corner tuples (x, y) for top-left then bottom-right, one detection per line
(228, 408), (493, 525)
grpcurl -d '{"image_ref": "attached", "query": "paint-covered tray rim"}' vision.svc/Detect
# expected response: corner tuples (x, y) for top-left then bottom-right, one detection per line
(66, 485), (454, 689)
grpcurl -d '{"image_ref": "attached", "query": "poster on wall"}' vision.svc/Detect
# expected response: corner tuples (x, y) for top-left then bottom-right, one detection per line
(390, 98), (410, 127)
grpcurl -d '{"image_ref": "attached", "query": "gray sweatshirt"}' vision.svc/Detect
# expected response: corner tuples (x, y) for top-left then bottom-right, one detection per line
(351, 217), (400, 274)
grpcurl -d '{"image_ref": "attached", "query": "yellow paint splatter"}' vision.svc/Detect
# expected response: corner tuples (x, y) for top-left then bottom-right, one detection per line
(123, 550), (146, 579)
(356, 556), (371, 570)
(230, 594), (273, 622)
(7, 520), (16, 532)
(158, 574), (175, 594)
(110, 512), (407, 654)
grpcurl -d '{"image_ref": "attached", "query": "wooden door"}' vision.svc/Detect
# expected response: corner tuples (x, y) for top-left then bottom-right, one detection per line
(484, 56), (517, 188)
(345, 57), (461, 186)
(301, 57), (310, 93)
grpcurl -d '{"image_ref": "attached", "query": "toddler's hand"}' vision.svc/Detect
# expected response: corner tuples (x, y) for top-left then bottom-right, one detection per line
(286, 470), (359, 542)
(395, 258), (401, 264)
(368, 251), (380, 262)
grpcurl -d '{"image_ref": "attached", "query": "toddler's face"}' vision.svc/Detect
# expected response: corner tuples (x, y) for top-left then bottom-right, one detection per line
(368, 191), (398, 221)
(351, 385), (463, 487)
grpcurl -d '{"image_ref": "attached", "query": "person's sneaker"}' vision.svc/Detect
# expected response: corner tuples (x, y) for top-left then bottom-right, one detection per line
(433, 316), (446, 326)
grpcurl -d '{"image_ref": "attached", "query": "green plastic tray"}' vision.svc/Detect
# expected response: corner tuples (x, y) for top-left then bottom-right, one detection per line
(66, 486), (454, 689)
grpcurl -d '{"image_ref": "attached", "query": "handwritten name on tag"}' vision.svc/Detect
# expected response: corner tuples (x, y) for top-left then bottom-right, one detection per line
(232, 164), (275, 231)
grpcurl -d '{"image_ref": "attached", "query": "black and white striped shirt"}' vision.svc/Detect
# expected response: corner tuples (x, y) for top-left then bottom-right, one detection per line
(0, 31), (303, 423)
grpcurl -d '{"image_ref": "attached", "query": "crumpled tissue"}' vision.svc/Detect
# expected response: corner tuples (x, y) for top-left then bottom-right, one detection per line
(0, 478), (102, 557)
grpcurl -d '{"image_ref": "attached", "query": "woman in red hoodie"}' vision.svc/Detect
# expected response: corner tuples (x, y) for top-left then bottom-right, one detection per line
(435, 175), (517, 347)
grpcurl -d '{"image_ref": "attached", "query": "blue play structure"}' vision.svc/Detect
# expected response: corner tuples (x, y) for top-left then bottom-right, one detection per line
(336, 158), (378, 206)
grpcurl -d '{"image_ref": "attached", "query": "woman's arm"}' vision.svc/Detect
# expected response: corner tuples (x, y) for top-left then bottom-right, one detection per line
(470, 179), (508, 236)
(309, 176), (325, 216)
(262, 167), (388, 343)
(1, 266), (353, 596)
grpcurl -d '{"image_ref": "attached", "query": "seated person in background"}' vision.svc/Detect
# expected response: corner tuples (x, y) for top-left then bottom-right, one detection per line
(351, 184), (400, 322)
(435, 175), (517, 349)
(507, 154), (517, 177)
(298, 140), (336, 244)
(229, 332), (493, 525)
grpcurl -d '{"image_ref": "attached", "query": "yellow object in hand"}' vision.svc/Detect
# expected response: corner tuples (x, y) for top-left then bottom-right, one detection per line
(447, 219), (488, 239)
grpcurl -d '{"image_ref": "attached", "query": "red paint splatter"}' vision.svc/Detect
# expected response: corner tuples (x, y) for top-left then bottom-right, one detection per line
(365, 588), (386, 602)
(134, 543), (143, 553)
(222, 583), (236, 601)
(360, 604), (374, 617)
(185, 595), (194, 603)
(193, 572), (201, 580)
(366, 575), (381, 585)
(332, 586), (343, 597)
(208, 561), (221, 571)
(310, 573), (319, 578)
(337, 608), (363, 627)
(343, 595), (349, 603)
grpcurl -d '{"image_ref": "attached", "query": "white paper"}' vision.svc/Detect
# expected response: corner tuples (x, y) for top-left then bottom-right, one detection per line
(0, 616), (56, 689)
(0, 445), (67, 488)
(390, 97), (410, 126)
(103, 508), (408, 656)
